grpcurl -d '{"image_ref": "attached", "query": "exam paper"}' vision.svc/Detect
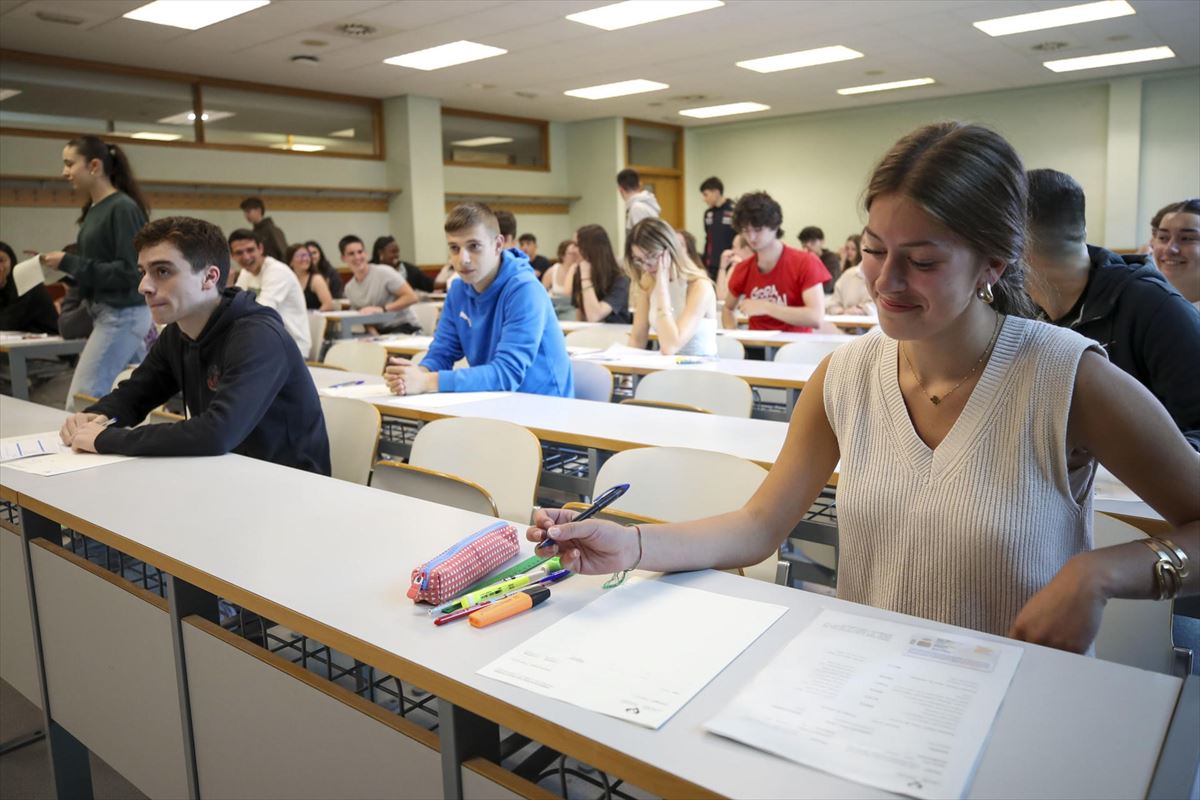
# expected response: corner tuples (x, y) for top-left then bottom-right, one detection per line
(706, 609), (1023, 800)
(0, 432), (132, 476)
(0, 433), (67, 462)
(318, 383), (392, 399)
(378, 391), (510, 409)
(1094, 465), (1141, 503)
(478, 579), (787, 729)
(13, 255), (66, 297)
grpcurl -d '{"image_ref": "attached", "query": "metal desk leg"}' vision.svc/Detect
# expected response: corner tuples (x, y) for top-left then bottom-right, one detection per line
(0, 729), (45, 755)
(18, 507), (93, 800)
(438, 700), (499, 800)
(8, 351), (30, 401)
(1149, 673), (1200, 800)
(166, 575), (218, 800)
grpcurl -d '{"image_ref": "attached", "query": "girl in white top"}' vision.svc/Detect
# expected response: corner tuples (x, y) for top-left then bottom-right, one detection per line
(541, 239), (580, 320)
(825, 265), (876, 316)
(625, 218), (718, 357)
(529, 122), (1198, 652)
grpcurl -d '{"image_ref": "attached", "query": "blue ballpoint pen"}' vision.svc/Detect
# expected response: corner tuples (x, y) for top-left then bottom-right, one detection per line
(330, 379), (366, 388)
(535, 483), (630, 550)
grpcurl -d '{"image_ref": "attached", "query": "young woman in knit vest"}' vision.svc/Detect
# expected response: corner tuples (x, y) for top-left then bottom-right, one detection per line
(529, 122), (1198, 653)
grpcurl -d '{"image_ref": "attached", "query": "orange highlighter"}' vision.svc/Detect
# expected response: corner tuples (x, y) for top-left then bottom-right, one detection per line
(469, 585), (550, 628)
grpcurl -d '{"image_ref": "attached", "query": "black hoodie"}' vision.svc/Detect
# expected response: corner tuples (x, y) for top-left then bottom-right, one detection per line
(89, 288), (331, 474)
(1045, 246), (1200, 451)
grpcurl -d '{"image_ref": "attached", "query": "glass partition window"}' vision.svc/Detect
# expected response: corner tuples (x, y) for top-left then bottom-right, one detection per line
(0, 60), (197, 142)
(442, 109), (547, 170)
(626, 122), (679, 170)
(199, 85), (375, 155)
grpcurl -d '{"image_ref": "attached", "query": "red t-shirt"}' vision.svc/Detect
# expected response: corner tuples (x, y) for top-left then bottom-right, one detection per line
(727, 245), (831, 332)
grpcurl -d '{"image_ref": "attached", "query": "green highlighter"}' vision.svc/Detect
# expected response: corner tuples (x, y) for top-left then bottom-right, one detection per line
(437, 556), (561, 615)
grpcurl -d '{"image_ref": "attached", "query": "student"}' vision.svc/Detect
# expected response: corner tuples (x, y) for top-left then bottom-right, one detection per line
(496, 210), (519, 250)
(33, 137), (151, 410)
(798, 225), (843, 289)
(529, 122), (1199, 652)
(383, 203), (572, 398)
(0, 240), (58, 334)
(715, 233), (752, 302)
(700, 176), (736, 280)
(287, 243), (335, 312)
(1025, 170), (1200, 450)
(626, 218), (718, 357)
(518, 233), (552, 279)
(840, 233), (862, 272)
(230, 230), (311, 356)
(59, 216), (330, 474)
(723, 192), (829, 332)
(617, 169), (660, 232)
(305, 240), (344, 298)
(1151, 199), (1200, 308)
(542, 239), (580, 320)
(372, 234), (434, 293)
(239, 197), (287, 261)
(573, 225), (632, 324)
(825, 261), (875, 317)
(340, 234), (420, 334)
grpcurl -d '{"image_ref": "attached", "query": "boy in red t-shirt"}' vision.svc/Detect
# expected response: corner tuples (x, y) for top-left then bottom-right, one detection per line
(723, 191), (830, 332)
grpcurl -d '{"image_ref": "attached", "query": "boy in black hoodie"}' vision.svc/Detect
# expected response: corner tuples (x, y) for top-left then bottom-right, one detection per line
(59, 216), (330, 474)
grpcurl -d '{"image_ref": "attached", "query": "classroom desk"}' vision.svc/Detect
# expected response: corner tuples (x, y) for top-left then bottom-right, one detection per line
(320, 309), (404, 339)
(824, 313), (879, 330)
(0, 410), (1195, 799)
(0, 335), (86, 401)
(557, 321), (858, 359)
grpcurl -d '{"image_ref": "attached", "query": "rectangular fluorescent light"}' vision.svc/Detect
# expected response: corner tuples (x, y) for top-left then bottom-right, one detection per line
(271, 143), (325, 152)
(974, 0), (1135, 37)
(1043, 45), (1175, 72)
(837, 77), (936, 95)
(0, 88), (21, 102)
(679, 101), (770, 119)
(451, 136), (514, 147)
(123, 0), (270, 30)
(567, 0), (723, 31)
(564, 79), (669, 100)
(737, 46), (863, 74)
(384, 41), (506, 71)
(128, 132), (182, 141)
(329, 128), (355, 138)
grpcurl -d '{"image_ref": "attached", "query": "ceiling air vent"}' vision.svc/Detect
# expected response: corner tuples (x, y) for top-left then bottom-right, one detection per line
(1031, 41), (1071, 52)
(35, 10), (86, 25)
(513, 91), (538, 99)
(334, 23), (377, 38)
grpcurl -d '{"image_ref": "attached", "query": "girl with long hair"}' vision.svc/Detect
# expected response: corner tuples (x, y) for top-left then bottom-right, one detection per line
(287, 243), (334, 311)
(573, 225), (631, 324)
(625, 218), (718, 357)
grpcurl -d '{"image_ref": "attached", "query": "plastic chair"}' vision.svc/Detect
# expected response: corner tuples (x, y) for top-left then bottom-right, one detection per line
(111, 367), (136, 391)
(1093, 513), (1190, 675)
(324, 341), (388, 375)
(775, 339), (846, 365)
(591, 446), (780, 583)
(714, 335), (746, 360)
(571, 359), (614, 402)
(319, 395), (381, 485)
(632, 370), (753, 418)
(410, 302), (440, 334)
(372, 460), (498, 517)
(565, 326), (631, 350)
(307, 312), (328, 362)
(407, 417), (542, 524)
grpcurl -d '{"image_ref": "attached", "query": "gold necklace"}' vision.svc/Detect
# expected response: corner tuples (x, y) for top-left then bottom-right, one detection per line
(901, 314), (1003, 406)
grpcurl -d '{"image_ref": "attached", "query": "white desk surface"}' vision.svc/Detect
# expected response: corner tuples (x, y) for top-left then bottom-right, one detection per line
(0, 443), (1185, 800)
(576, 349), (817, 388)
(824, 314), (878, 329)
(0, 396), (70, 434)
(557, 321), (859, 349)
(0, 334), (82, 352)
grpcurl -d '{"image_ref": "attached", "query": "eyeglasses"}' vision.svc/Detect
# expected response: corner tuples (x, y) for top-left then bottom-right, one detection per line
(631, 251), (663, 268)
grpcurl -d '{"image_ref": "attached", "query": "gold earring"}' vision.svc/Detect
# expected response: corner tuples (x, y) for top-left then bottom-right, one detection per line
(976, 282), (994, 304)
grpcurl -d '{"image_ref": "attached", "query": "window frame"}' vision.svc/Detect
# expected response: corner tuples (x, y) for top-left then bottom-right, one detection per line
(441, 107), (550, 173)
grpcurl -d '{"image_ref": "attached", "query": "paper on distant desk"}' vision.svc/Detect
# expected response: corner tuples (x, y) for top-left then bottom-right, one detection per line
(478, 579), (787, 729)
(706, 609), (1022, 800)
(0, 433), (67, 462)
(378, 391), (509, 409)
(13, 256), (67, 297)
(0, 431), (132, 476)
(1094, 465), (1141, 503)
(318, 383), (392, 399)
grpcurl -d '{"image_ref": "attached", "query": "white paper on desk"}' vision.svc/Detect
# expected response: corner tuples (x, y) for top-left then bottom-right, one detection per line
(0, 433), (68, 462)
(478, 579), (787, 729)
(378, 391), (509, 409)
(318, 383), (391, 399)
(722, 329), (779, 339)
(1093, 465), (1141, 503)
(705, 609), (1023, 800)
(13, 256), (66, 297)
(1, 448), (131, 476)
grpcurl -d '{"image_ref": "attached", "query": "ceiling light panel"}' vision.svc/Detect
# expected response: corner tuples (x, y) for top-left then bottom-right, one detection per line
(737, 46), (864, 74)
(678, 102), (770, 119)
(567, 1), (724, 31)
(973, 0), (1135, 37)
(564, 79), (669, 100)
(1043, 45), (1175, 72)
(123, 0), (270, 31)
(127, 132), (182, 141)
(452, 137), (514, 147)
(0, 88), (21, 102)
(384, 41), (506, 71)
(837, 77), (936, 95)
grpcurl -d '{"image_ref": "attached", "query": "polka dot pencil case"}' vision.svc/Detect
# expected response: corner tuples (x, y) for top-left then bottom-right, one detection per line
(407, 521), (520, 605)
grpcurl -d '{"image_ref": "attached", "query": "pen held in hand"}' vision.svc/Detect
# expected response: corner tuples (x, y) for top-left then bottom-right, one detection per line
(536, 483), (630, 551)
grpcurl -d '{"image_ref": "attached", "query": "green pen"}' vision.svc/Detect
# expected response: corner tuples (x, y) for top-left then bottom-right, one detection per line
(437, 557), (562, 615)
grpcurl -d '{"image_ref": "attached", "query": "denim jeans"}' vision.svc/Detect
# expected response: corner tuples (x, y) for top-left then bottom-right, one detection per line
(65, 302), (151, 411)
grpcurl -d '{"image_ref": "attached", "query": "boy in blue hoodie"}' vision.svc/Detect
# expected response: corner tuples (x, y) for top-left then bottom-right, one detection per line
(384, 203), (573, 398)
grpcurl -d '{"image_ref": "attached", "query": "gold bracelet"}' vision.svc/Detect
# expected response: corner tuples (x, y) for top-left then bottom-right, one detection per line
(1142, 538), (1188, 600)
(604, 525), (642, 589)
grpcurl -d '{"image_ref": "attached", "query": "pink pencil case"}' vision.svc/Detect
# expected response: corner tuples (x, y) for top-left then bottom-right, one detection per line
(407, 521), (519, 605)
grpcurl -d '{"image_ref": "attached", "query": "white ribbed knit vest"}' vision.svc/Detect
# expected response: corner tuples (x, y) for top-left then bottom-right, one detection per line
(824, 315), (1100, 636)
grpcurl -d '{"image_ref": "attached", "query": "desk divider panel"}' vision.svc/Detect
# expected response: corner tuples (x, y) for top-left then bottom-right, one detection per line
(182, 616), (442, 799)
(461, 758), (558, 800)
(1, 526), (42, 708)
(29, 539), (189, 799)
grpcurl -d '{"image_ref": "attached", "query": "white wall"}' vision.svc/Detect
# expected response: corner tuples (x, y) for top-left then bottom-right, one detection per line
(566, 117), (624, 247)
(1138, 71), (1200, 239)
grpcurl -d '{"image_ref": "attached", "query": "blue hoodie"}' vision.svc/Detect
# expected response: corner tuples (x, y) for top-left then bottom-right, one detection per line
(421, 249), (574, 397)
